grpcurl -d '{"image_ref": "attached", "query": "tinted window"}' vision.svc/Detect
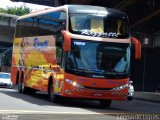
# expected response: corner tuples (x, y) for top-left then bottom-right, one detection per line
(66, 39), (131, 79)
(16, 11), (66, 38)
(0, 73), (10, 79)
(69, 13), (129, 38)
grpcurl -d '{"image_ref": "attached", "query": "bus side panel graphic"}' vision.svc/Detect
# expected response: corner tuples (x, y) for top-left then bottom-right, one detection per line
(11, 35), (57, 89)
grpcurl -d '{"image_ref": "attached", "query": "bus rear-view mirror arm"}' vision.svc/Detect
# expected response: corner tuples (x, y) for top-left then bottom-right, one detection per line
(131, 37), (141, 59)
(61, 30), (71, 52)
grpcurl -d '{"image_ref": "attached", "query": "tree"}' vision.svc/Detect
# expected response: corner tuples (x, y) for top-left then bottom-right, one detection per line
(0, 5), (31, 16)
(0, 8), (6, 13)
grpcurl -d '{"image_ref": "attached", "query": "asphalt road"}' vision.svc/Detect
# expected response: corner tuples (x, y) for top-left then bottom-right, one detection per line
(0, 88), (159, 120)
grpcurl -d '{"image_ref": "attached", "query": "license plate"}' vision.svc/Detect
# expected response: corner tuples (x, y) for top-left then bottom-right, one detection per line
(93, 92), (103, 97)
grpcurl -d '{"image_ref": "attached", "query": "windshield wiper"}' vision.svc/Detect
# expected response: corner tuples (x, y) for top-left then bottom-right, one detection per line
(72, 68), (105, 74)
(106, 71), (126, 79)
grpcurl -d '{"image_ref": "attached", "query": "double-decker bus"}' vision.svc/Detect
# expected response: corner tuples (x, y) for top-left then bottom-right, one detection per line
(11, 5), (141, 108)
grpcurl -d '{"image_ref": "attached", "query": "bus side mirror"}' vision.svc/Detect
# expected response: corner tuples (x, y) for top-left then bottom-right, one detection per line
(131, 37), (141, 59)
(61, 30), (71, 52)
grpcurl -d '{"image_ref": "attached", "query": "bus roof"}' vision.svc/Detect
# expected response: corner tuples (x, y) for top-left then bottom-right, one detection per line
(68, 5), (128, 19)
(18, 5), (128, 20)
(18, 5), (68, 20)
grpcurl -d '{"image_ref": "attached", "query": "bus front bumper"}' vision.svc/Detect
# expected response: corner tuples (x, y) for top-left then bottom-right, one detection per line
(61, 82), (133, 101)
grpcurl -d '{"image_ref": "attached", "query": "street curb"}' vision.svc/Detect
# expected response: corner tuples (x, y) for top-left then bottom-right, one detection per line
(134, 97), (160, 103)
(134, 92), (160, 103)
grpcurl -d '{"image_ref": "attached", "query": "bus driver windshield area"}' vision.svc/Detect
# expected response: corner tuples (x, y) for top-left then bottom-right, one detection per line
(66, 40), (130, 79)
(70, 13), (129, 38)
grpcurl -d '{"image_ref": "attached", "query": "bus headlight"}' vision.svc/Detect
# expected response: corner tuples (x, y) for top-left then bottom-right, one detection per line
(65, 79), (84, 88)
(72, 81), (77, 86)
(112, 84), (129, 91)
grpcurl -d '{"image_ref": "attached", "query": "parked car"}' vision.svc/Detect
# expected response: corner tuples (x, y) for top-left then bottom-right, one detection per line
(0, 72), (12, 88)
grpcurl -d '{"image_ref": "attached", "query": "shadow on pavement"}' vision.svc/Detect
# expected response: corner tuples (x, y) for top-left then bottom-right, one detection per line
(0, 88), (131, 113)
(0, 88), (56, 106)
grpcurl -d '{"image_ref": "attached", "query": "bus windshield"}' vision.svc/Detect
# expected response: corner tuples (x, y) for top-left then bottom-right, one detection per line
(69, 13), (129, 38)
(66, 39), (131, 79)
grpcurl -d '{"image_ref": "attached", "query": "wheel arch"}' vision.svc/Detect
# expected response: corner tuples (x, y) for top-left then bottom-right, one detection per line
(20, 70), (25, 83)
(48, 76), (53, 93)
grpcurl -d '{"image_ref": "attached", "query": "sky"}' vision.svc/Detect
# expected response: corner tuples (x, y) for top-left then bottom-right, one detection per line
(0, 0), (52, 11)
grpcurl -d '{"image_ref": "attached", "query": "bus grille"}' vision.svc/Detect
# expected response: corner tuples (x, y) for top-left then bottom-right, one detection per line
(83, 86), (112, 91)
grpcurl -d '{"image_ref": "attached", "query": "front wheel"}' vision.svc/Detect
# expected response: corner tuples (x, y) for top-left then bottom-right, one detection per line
(49, 81), (59, 103)
(99, 100), (112, 108)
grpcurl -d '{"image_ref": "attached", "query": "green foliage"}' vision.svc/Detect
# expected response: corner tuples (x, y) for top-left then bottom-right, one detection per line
(0, 5), (31, 16)
(0, 8), (6, 13)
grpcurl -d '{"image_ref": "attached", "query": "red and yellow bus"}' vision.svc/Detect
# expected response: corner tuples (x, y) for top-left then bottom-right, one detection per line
(11, 5), (141, 108)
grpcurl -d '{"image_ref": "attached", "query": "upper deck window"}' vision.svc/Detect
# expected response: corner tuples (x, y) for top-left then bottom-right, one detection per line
(16, 11), (66, 38)
(69, 13), (129, 38)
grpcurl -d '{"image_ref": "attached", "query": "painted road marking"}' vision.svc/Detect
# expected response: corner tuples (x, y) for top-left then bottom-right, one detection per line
(0, 110), (159, 115)
(0, 110), (103, 114)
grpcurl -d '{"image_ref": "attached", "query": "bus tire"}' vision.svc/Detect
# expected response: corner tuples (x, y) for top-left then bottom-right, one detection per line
(99, 100), (112, 108)
(18, 74), (28, 94)
(49, 81), (59, 103)
(18, 81), (22, 93)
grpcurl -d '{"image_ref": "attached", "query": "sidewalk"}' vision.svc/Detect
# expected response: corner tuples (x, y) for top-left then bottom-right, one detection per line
(134, 92), (160, 103)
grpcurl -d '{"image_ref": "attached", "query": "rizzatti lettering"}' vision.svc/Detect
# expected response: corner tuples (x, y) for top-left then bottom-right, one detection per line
(33, 38), (48, 49)
(81, 30), (119, 37)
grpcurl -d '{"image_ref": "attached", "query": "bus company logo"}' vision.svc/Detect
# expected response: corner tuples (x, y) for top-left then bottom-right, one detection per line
(33, 38), (48, 49)
(81, 31), (119, 37)
(92, 75), (105, 78)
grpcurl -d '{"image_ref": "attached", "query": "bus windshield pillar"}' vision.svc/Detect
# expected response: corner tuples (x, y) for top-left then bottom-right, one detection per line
(61, 30), (71, 52)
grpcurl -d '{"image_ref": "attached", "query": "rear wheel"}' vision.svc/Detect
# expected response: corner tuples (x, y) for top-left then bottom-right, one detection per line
(49, 81), (59, 103)
(18, 74), (29, 94)
(18, 78), (26, 93)
(99, 100), (112, 108)
(18, 80), (23, 93)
